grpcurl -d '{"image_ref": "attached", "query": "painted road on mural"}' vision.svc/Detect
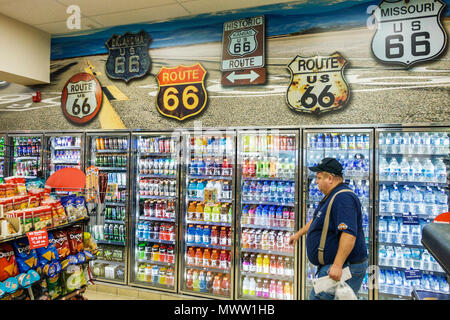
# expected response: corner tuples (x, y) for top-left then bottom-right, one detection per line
(0, 21), (449, 129)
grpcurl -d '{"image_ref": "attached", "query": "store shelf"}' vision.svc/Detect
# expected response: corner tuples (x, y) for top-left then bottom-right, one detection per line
(139, 152), (177, 157)
(96, 167), (127, 171)
(138, 238), (175, 245)
(15, 156), (39, 160)
(0, 217), (89, 244)
(379, 151), (449, 157)
(94, 259), (125, 266)
(139, 174), (177, 179)
(185, 264), (230, 274)
(241, 201), (295, 207)
(241, 248), (294, 257)
(52, 146), (81, 150)
(240, 271), (293, 282)
(186, 243), (231, 251)
(104, 219), (125, 225)
(379, 212), (436, 220)
(187, 197), (232, 203)
(96, 240), (126, 246)
(51, 160), (80, 164)
(240, 294), (291, 301)
(185, 220), (231, 227)
(137, 259), (174, 267)
(139, 216), (176, 223)
(95, 149), (128, 153)
(241, 224), (295, 232)
(308, 148), (370, 153)
(188, 175), (233, 180)
(241, 150), (296, 156)
(105, 201), (126, 206)
(379, 242), (424, 249)
(57, 285), (88, 300)
(140, 195), (176, 200)
(378, 180), (448, 188)
(379, 264), (447, 277)
(242, 176), (295, 182)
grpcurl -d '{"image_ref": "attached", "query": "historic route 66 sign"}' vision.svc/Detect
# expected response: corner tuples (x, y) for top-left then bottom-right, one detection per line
(227, 28), (258, 57)
(61, 73), (103, 124)
(105, 30), (152, 82)
(156, 64), (207, 121)
(371, 0), (447, 68)
(286, 52), (350, 115)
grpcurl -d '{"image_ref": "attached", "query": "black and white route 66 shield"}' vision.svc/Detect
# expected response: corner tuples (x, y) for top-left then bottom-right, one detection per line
(227, 28), (258, 57)
(371, 0), (447, 68)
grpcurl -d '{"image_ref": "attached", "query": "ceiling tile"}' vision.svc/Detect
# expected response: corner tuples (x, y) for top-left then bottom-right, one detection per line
(180, 0), (299, 15)
(0, 0), (67, 25)
(90, 4), (190, 27)
(35, 16), (104, 35)
(56, 0), (178, 17)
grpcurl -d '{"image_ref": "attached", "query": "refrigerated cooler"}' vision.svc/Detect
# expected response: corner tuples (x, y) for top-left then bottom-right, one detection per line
(43, 132), (85, 180)
(236, 129), (299, 300)
(0, 134), (6, 182)
(302, 129), (374, 300)
(375, 127), (449, 300)
(7, 133), (43, 178)
(86, 132), (130, 285)
(179, 130), (236, 299)
(129, 132), (180, 292)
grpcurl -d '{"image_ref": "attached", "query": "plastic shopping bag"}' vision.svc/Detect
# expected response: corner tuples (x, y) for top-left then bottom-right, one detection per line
(334, 281), (357, 300)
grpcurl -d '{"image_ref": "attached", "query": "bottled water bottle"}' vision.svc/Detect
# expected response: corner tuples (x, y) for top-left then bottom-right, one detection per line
(355, 180), (364, 198)
(390, 184), (401, 213)
(401, 186), (412, 213)
(424, 186), (436, 216)
(269, 181), (277, 202)
(402, 247), (412, 268)
(380, 184), (389, 212)
(422, 159), (435, 183)
(306, 204), (315, 221)
(438, 133), (449, 155)
(399, 158), (410, 182)
(429, 132), (439, 154)
(384, 133), (394, 153)
(362, 180), (369, 201)
(387, 216), (399, 243)
(439, 276), (449, 293)
(411, 224), (422, 245)
(389, 158), (400, 182)
(410, 158), (423, 182)
(386, 245), (396, 265)
(400, 132), (410, 153)
(379, 216), (387, 242)
(392, 133), (402, 154)
(379, 156), (390, 181)
(436, 188), (448, 215)
(379, 245), (387, 265)
(348, 179), (356, 193)
(434, 158), (447, 184)
(421, 250), (431, 271)
(400, 222), (411, 245)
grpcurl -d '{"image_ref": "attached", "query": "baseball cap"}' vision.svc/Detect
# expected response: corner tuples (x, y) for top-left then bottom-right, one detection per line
(308, 157), (343, 176)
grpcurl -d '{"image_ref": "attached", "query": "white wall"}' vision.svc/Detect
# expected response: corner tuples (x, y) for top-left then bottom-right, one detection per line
(0, 13), (50, 85)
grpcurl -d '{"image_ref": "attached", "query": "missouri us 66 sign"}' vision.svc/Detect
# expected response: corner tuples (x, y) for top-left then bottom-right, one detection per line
(156, 64), (207, 121)
(371, 0), (447, 68)
(286, 53), (350, 115)
(61, 73), (103, 124)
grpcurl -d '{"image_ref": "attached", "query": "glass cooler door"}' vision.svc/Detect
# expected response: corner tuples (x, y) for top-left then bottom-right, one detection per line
(86, 132), (130, 285)
(302, 129), (373, 300)
(0, 134), (6, 182)
(236, 129), (299, 300)
(129, 132), (180, 292)
(179, 130), (236, 299)
(8, 133), (43, 179)
(375, 127), (449, 300)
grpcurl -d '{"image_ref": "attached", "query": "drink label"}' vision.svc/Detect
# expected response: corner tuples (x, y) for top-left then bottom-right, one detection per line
(402, 212), (419, 225)
(404, 268), (422, 280)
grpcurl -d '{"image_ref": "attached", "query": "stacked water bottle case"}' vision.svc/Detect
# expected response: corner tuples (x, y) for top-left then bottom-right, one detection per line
(377, 131), (449, 298)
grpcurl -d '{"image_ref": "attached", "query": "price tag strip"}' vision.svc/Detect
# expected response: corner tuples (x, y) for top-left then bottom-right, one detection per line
(61, 73), (103, 124)
(156, 64), (208, 121)
(286, 52), (350, 115)
(105, 30), (152, 82)
(371, 0), (447, 68)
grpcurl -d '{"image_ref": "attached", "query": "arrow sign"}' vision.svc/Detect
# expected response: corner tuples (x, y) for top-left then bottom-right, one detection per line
(221, 67), (266, 86)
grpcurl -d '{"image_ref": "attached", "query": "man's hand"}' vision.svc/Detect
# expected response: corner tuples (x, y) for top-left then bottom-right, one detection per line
(288, 233), (299, 246)
(328, 264), (343, 281)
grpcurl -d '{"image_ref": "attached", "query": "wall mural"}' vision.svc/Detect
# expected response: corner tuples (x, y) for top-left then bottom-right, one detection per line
(0, 0), (449, 131)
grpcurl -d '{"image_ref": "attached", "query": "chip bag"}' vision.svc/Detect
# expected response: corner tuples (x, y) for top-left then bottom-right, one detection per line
(67, 227), (84, 255)
(12, 238), (39, 273)
(51, 230), (71, 260)
(75, 196), (88, 219)
(0, 243), (19, 281)
(36, 233), (59, 274)
(46, 273), (62, 300)
(60, 195), (77, 221)
(61, 264), (86, 294)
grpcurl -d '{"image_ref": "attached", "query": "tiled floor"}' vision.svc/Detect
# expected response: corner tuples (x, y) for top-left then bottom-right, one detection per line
(84, 291), (141, 300)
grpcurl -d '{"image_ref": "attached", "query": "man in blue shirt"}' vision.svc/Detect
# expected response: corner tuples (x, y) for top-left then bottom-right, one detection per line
(289, 157), (368, 300)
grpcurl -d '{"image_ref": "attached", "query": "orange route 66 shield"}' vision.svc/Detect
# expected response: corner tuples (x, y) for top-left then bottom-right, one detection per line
(156, 64), (208, 121)
(286, 52), (350, 115)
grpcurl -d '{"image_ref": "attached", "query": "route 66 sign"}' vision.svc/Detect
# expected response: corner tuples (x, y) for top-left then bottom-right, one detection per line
(105, 30), (152, 82)
(156, 64), (207, 121)
(61, 73), (103, 124)
(286, 52), (350, 115)
(371, 0), (447, 68)
(227, 28), (257, 57)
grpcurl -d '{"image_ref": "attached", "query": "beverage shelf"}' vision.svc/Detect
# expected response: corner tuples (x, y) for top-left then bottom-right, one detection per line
(52, 146), (81, 150)
(96, 167), (127, 171)
(140, 195), (176, 200)
(185, 264), (230, 274)
(105, 202), (126, 206)
(241, 150), (296, 156)
(94, 259), (125, 266)
(242, 176), (295, 182)
(139, 216), (176, 223)
(379, 242), (424, 249)
(379, 151), (449, 157)
(188, 175), (233, 180)
(378, 264), (446, 277)
(187, 197), (232, 203)
(241, 248), (294, 257)
(138, 238), (175, 245)
(240, 294), (293, 301)
(186, 243), (231, 251)
(96, 240), (126, 246)
(104, 220), (125, 225)
(95, 149), (128, 153)
(241, 201), (295, 207)
(186, 220), (231, 227)
(308, 148), (370, 153)
(379, 212), (437, 220)
(15, 156), (39, 160)
(240, 271), (293, 282)
(241, 224), (295, 232)
(139, 174), (176, 179)
(51, 160), (80, 164)
(139, 152), (177, 157)
(137, 259), (175, 267)
(378, 180), (448, 188)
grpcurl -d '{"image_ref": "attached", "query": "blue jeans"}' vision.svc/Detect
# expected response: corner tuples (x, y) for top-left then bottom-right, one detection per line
(309, 259), (368, 300)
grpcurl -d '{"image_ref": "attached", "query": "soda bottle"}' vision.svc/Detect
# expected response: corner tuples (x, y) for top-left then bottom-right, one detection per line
(195, 248), (203, 266)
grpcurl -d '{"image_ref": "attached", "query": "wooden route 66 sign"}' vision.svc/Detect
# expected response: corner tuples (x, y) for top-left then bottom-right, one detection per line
(61, 73), (103, 124)
(156, 64), (207, 121)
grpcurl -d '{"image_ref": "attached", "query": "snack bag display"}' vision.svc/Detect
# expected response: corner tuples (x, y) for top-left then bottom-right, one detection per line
(46, 273), (63, 299)
(36, 233), (59, 276)
(51, 230), (71, 259)
(60, 195), (77, 221)
(12, 238), (38, 273)
(83, 232), (98, 256)
(0, 243), (19, 281)
(61, 264), (86, 294)
(67, 227), (84, 255)
(17, 269), (40, 288)
(75, 197), (88, 219)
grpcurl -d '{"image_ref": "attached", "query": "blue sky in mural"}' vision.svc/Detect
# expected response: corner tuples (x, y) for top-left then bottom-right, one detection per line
(51, 0), (450, 60)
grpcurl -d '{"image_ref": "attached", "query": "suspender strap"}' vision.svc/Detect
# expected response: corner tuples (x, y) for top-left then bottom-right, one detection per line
(318, 189), (354, 266)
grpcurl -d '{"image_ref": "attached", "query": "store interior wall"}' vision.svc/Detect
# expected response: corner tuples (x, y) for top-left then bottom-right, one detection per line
(0, 1), (449, 131)
(0, 13), (50, 86)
